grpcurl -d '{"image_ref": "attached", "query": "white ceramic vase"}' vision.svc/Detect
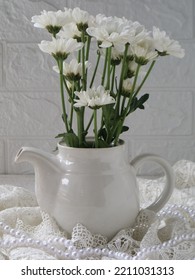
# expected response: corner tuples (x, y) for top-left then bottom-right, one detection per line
(15, 140), (174, 239)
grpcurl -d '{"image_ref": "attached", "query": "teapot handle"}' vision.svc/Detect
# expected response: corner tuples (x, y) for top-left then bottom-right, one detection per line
(131, 154), (175, 212)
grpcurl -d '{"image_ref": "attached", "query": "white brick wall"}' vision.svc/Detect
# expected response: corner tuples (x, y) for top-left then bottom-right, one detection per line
(0, 0), (194, 174)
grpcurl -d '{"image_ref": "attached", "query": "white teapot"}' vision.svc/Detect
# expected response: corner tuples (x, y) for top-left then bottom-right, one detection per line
(15, 140), (174, 239)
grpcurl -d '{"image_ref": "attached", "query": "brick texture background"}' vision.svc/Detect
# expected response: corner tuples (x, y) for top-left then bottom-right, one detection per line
(0, 0), (194, 174)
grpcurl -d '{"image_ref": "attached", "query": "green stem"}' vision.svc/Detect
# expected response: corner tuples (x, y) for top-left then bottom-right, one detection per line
(115, 93), (121, 119)
(113, 64), (141, 146)
(111, 65), (116, 93)
(118, 44), (129, 92)
(69, 81), (75, 130)
(94, 109), (98, 148)
(106, 47), (112, 90)
(115, 44), (129, 117)
(81, 107), (85, 143)
(134, 60), (156, 97)
(78, 50), (81, 63)
(101, 48), (108, 86)
(76, 31), (87, 143)
(85, 113), (94, 133)
(114, 120), (123, 146)
(131, 64), (141, 96)
(120, 96), (126, 115)
(77, 110), (83, 147)
(90, 51), (101, 88)
(107, 118), (121, 145)
(86, 35), (91, 61)
(59, 59), (69, 132)
(102, 106), (111, 142)
(85, 35), (91, 87)
(63, 77), (73, 102)
(114, 61), (156, 146)
(121, 64), (140, 121)
(81, 31), (86, 90)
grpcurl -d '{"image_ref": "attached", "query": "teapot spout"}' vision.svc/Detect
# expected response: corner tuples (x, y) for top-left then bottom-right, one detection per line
(15, 146), (60, 172)
(15, 146), (64, 213)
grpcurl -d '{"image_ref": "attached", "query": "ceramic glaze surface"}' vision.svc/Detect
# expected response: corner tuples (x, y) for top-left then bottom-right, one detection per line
(15, 141), (174, 239)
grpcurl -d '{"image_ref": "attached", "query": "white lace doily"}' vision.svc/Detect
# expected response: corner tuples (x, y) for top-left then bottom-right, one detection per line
(0, 160), (195, 260)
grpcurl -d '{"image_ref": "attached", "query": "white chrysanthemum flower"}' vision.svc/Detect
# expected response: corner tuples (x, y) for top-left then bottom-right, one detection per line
(110, 48), (123, 65)
(87, 27), (128, 52)
(131, 37), (158, 65)
(74, 86), (115, 109)
(112, 18), (149, 47)
(91, 14), (129, 30)
(72, 7), (89, 24)
(152, 27), (185, 58)
(71, 7), (94, 30)
(87, 16), (130, 52)
(38, 38), (83, 60)
(31, 10), (71, 30)
(128, 61), (137, 71)
(99, 47), (122, 65)
(90, 14), (110, 27)
(53, 59), (90, 80)
(127, 61), (137, 77)
(127, 61), (147, 78)
(122, 79), (132, 93)
(128, 24), (149, 46)
(122, 79), (132, 96)
(58, 22), (81, 40)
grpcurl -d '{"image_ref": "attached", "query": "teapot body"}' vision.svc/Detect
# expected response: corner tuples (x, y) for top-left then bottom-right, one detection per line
(46, 141), (139, 239)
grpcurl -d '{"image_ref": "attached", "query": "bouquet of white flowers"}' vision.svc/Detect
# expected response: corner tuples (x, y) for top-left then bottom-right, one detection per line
(32, 7), (185, 148)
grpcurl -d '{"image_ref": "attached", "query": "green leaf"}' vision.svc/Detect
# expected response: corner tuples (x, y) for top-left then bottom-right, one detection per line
(121, 126), (129, 133)
(102, 105), (115, 124)
(98, 128), (107, 141)
(137, 93), (149, 109)
(61, 113), (69, 124)
(129, 93), (149, 113)
(55, 132), (66, 139)
(61, 132), (79, 147)
(128, 97), (138, 113)
(98, 139), (109, 148)
(81, 138), (109, 148)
